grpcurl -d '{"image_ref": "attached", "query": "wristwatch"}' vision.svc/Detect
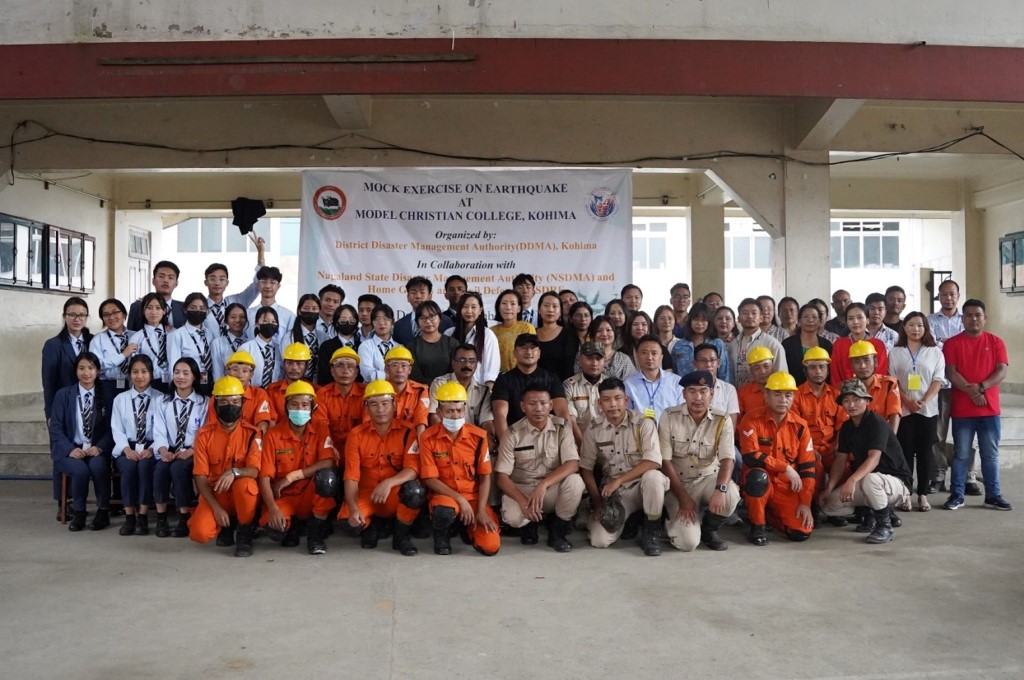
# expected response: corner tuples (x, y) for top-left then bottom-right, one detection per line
(978, 383), (987, 393)
(231, 467), (241, 478)
(716, 484), (728, 493)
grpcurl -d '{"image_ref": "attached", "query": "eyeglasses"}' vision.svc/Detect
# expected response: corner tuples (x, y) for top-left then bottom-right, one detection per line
(418, 314), (439, 321)
(453, 357), (478, 364)
(670, 295), (691, 302)
(64, 313), (88, 320)
(100, 310), (123, 319)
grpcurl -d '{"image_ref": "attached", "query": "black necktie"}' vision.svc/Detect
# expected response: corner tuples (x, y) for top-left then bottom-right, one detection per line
(173, 398), (191, 449)
(116, 334), (130, 373)
(211, 303), (226, 336)
(135, 393), (149, 442)
(156, 328), (167, 370)
(261, 343), (275, 388)
(196, 328), (212, 376)
(305, 330), (319, 379)
(164, 302), (173, 328)
(74, 338), (83, 355)
(81, 392), (94, 441)
(231, 335), (244, 352)
(378, 340), (393, 357)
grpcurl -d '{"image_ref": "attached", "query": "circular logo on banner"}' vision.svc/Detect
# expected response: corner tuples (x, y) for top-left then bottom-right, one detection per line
(586, 187), (619, 221)
(313, 186), (347, 220)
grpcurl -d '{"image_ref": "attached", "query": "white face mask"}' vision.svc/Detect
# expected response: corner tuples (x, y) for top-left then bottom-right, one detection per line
(442, 417), (465, 433)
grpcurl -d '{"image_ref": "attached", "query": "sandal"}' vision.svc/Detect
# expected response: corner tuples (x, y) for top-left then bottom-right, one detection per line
(918, 495), (931, 512)
(896, 496), (912, 512)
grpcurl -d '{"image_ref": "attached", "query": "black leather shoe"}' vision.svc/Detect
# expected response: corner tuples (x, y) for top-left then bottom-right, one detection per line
(890, 512), (902, 528)
(392, 522), (419, 556)
(640, 518), (662, 556)
(360, 517), (381, 549)
(432, 527), (452, 555)
(546, 518), (573, 553)
(748, 523), (769, 547)
(216, 524), (235, 547)
(620, 511), (643, 541)
(119, 514), (137, 536)
(520, 521), (540, 545)
(172, 513), (190, 538)
(826, 516), (849, 527)
(155, 516), (171, 538)
(89, 509), (111, 531)
(965, 481), (983, 496)
(135, 514), (149, 536)
(234, 524), (254, 557)
(68, 511), (87, 532)
(282, 520), (301, 548)
(928, 481), (942, 495)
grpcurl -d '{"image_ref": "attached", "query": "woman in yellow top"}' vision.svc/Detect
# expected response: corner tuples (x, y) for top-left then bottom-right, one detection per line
(490, 289), (536, 373)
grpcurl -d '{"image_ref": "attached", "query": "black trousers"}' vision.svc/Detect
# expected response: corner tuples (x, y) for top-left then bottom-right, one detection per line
(897, 413), (938, 496)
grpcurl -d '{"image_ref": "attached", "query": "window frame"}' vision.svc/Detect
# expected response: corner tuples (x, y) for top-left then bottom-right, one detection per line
(0, 212), (95, 294)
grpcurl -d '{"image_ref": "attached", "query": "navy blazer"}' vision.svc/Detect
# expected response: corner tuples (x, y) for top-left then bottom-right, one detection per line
(41, 334), (84, 419)
(49, 384), (114, 461)
(127, 298), (186, 332)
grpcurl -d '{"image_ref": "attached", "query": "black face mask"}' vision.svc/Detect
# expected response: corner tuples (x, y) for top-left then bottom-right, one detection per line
(299, 312), (320, 326)
(336, 321), (358, 336)
(186, 310), (208, 326)
(258, 323), (279, 338)
(215, 403), (243, 424)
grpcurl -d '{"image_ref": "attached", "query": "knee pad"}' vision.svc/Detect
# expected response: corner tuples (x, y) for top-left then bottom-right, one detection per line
(431, 505), (456, 530)
(744, 469), (769, 498)
(398, 480), (426, 509)
(313, 468), (339, 499)
(786, 529), (810, 542)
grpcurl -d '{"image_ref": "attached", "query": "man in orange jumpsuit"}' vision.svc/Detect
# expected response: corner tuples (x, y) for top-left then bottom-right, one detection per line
(419, 381), (500, 556)
(737, 346), (775, 419)
(739, 372), (816, 545)
(340, 379), (422, 556)
(206, 350), (273, 434)
(316, 346), (366, 468)
(384, 346), (429, 434)
(190, 376), (262, 557)
(849, 340), (901, 432)
(258, 380), (337, 555)
(266, 343), (329, 425)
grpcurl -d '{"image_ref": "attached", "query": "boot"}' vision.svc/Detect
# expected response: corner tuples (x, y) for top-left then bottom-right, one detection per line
(135, 514), (149, 536)
(865, 507), (895, 544)
(119, 514), (137, 536)
(620, 510), (643, 540)
(155, 513), (171, 538)
(890, 512), (903, 528)
(546, 518), (573, 553)
(520, 521), (540, 545)
(640, 518), (662, 556)
(701, 513), (729, 551)
(234, 523), (254, 557)
(433, 527), (452, 555)
(854, 507), (876, 533)
(172, 512), (191, 538)
(89, 508), (111, 531)
(826, 515), (849, 527)
(307, 517), (327, 555)
(282, 519), (301, 548)
(392, 521), (418, 556)
(216, 521), (236, 547)
(411, 508), (432, 539)
(360, 517), (383, 549)
(748, 523), (769, 547)
(68, 510), (87, 532)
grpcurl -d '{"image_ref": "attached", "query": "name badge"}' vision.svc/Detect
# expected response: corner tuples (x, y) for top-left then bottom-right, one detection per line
(135, 442), (145, 452)
(200, 372), (209, 385)
(907, 373), (922, 391)
(644, 408), (656, 419)
(116, 378), (126, 389)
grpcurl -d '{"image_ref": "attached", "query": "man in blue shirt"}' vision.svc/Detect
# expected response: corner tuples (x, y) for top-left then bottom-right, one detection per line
(624, 336), (682, 423)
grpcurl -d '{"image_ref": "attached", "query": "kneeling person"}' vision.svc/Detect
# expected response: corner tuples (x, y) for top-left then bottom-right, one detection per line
(659, 371), (740, 551)
(495, 386), (585, 552)
(580, 378), (669, 556)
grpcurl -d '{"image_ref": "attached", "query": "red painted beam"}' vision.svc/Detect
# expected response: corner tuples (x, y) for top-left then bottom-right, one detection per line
(2, 38), (1023, 102)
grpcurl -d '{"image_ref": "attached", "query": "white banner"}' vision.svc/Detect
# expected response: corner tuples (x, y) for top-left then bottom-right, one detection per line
(299, 168), (632, 318)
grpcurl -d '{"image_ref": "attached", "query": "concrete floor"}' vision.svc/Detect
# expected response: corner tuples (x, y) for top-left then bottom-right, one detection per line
(2, 476), (1023, 680)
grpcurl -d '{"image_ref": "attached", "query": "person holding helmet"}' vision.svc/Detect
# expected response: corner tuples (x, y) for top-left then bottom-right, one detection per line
(848, 340), (901, 433)
(258, 380), (338, 555)
(818, 379), (912, 544)
(340, 380), (422, 556)
(316, 346), (366, 462)
(205, 350), (273, 434)
(737, 346), (775, 418)
(419, 381), (500, 556)
(384, 346), (429, 435)
(659, 370), (739, 552)
(738, 371), (816, 545)
(189, 376), (262, 557)
(793, 346), (849, 513)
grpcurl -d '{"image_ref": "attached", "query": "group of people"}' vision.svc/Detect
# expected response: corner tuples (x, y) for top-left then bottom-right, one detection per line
(41, 246), (1012, 556)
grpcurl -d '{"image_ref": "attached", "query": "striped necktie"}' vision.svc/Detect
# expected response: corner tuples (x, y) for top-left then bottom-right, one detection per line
(196, 328), (213, 376)
(261, 343), (275, 388)
(211, 303), (226, 336)
(156, 328), (167, 370)
(378, 340), (393, 357)
(134, 393), (150, 442)
(231, 335), (244, 352)
(304, 330), (319, 379)
(116, 333), (130, 373)
(81, 392), (94, 441)
(173, 398), (191, 449)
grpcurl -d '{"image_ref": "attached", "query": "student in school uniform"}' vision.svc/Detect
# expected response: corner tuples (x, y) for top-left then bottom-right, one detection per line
(290, 293), (323, 382)
(245, 266), (295, 343)
(201, 238), (264, 339)
(126, 260), (186, 332)
(242, 306), (284, 390)
(211, 302), (250, 382)
(110, 355), (160, 536)
(315, 303), (361, 386)
(129, 292), (171, 394)
(166, 293), (215, 397)
(358, 304), (402, 383)
(91, 298), (137, 416)
(49, 351), (114, 532)
(153, 357), (208, 538)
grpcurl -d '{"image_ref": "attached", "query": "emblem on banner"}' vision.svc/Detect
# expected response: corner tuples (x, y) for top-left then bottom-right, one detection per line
(586, 187), (619, 221)
(313, 186), (347, 220)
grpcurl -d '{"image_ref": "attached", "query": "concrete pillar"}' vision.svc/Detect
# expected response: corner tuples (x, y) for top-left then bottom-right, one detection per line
(689, 176), (726, 299)
(772, 150), (831, 302)
(955, 181), (979, 300)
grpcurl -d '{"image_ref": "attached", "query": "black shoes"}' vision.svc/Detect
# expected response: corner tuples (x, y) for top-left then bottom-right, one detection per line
(640, 518), (662, 556)
(307, 517), (328, 555)
(701, 513), (729, 551)
(546, 518), (573, 553)
(155, 515), (171, 538)
(68, 511), (87, 532)
(854, 507), (876, 533)
(89, 509), (110, 531)
(281, 520), (301, 548)
(234, 524), (254, 557)
(135, 514), (149, 536)
(433, 527), (452, 555)
(748, 523), (769, 546)
(865, 507), (895, 544)
(520, 521), (540, 545)
(965, 481), (983, 496)
(360, 517), (383, 549)
(172, 513), (190, 538)
(216, 524), (235, 547)
(620, 511), (643, 541)
(119, 514), (137, 536)
(392, 521), (418, 556)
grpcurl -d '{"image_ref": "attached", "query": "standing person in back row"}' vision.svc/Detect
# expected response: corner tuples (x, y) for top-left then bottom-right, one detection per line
(942, 299), (1012, 512)
(393, 276), (453, 346)
(513, 273), (538, 325)
(201, 237), (265, 339)
(927, 279), (970, 495)
(246, 266), (295, 344)
(728, 298), (787, 388)
(127, 261), (185, 332)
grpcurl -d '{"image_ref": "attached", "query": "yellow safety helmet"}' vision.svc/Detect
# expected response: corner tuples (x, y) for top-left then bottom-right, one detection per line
(746, 346), (775, 366)
(212, 376), (245, 397)
(848, 340), (878, 359)
(282, 342), (312, 362)
(225, 350), (256, 368)
(284, 380), (317, 400)
(384, 346), (414, 364)
(802, 346), (831, 365)
(330, 346), (360, 365)
(364, 379), (396, 399)
(435, 382), (469, 403)
(765, 372), (798, 392)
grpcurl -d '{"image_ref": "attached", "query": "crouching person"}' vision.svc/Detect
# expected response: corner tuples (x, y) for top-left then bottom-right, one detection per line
(819, 379), (913, 544)
(189, 377), (261, 557)
(420, 382), (500, 556)
(258, 381), (337, 555)
(659, 371), (740, 551)
(580, 378), (668, 556)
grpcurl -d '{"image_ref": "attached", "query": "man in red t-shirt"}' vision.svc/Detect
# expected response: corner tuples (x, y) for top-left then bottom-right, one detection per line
(941, 299), (1011, 511)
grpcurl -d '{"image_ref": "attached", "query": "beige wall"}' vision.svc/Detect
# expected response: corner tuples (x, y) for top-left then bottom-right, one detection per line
(979, 198), (1024, 385)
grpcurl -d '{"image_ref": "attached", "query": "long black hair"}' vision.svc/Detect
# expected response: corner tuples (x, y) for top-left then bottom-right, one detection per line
(292, 293), (321, 343)
(58, 296), (93, 345)
(453, 291), (488, 359)
(165, 357), (201, 400)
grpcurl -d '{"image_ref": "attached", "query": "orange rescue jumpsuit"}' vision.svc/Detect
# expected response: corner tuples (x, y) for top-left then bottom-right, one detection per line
(339, 419), (421, 526)
(737, 382), (766, 420)
(793, 381), (849, 482)
(392, 381), (430, 430)
(189, 420), (261, 542)
(205, 384), (274, 429)
(266, 379), (329, 428)
(316, 382), (366, 463)
(863, 374), (901, 422)
(258, 418), (337, 526)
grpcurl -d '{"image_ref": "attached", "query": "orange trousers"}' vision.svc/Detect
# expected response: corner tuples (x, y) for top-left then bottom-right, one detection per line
(430, 495), (500, 556)
(189, 478), (259, 543)
(744, 475), (813, 536)
(338, 485), (419, 526)
(260, 482), (335, 527)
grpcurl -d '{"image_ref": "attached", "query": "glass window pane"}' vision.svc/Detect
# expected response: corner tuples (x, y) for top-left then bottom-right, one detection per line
(49, 230), (60, 287)
(863, 236), (880, 267)
(843, 235), (860, 268)
(882, 236), (900, 267)
(882, 221), (899, 231)
(279, 218), (301, 256)
(753, 236), (770, 269)
(861, 222), (881, 232)
(732, 236), (751, 269)
(250, 220), (271, 252)
(649, 222), (668, 232)
(830, 236), (842, 268)
(83, 239), (95, 291)
(633, 223), (646, 233)
(29, 226), (43, 283)
(177, 218), (198, 253)
(724, 222), (731, 232)
(225, 221), (248, 253)
(59, 232), (71, 289)
(15, 223), (29, 282)
(632, 236), (647, 269)
(69, 235), (83, 289)
(200, 218), (222, 253)
(649, 236), (666, 269)
(723, 237), (732, 268)
(830, 221), (840, 232)
(0, 221), (14, 281)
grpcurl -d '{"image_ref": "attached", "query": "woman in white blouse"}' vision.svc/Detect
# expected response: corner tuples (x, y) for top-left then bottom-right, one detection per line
(888, 311), (946, 512)
(358, 303), (402, 383)
(110, 355), (160, 536)
(129, 292), (170, 393)
(445, 292), (500, 386)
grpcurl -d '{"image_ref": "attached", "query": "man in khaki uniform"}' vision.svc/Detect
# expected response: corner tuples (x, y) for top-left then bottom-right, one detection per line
(580, 377), (669, 556)
(660, 370), (740, 551)
(563, 341), (607, 445)
(495, 385), (585, 552)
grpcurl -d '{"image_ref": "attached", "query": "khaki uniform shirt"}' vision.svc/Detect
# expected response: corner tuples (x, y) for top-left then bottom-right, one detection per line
(563, 373), (603, 434)
(428, 372), (494, 426)
(658, 405), (735, 480)
(579, 410), (661, 485)
(495, 415), (577, 486)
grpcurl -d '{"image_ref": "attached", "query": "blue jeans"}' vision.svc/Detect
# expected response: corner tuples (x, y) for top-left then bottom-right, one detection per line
(951, 416), (1001, 497)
